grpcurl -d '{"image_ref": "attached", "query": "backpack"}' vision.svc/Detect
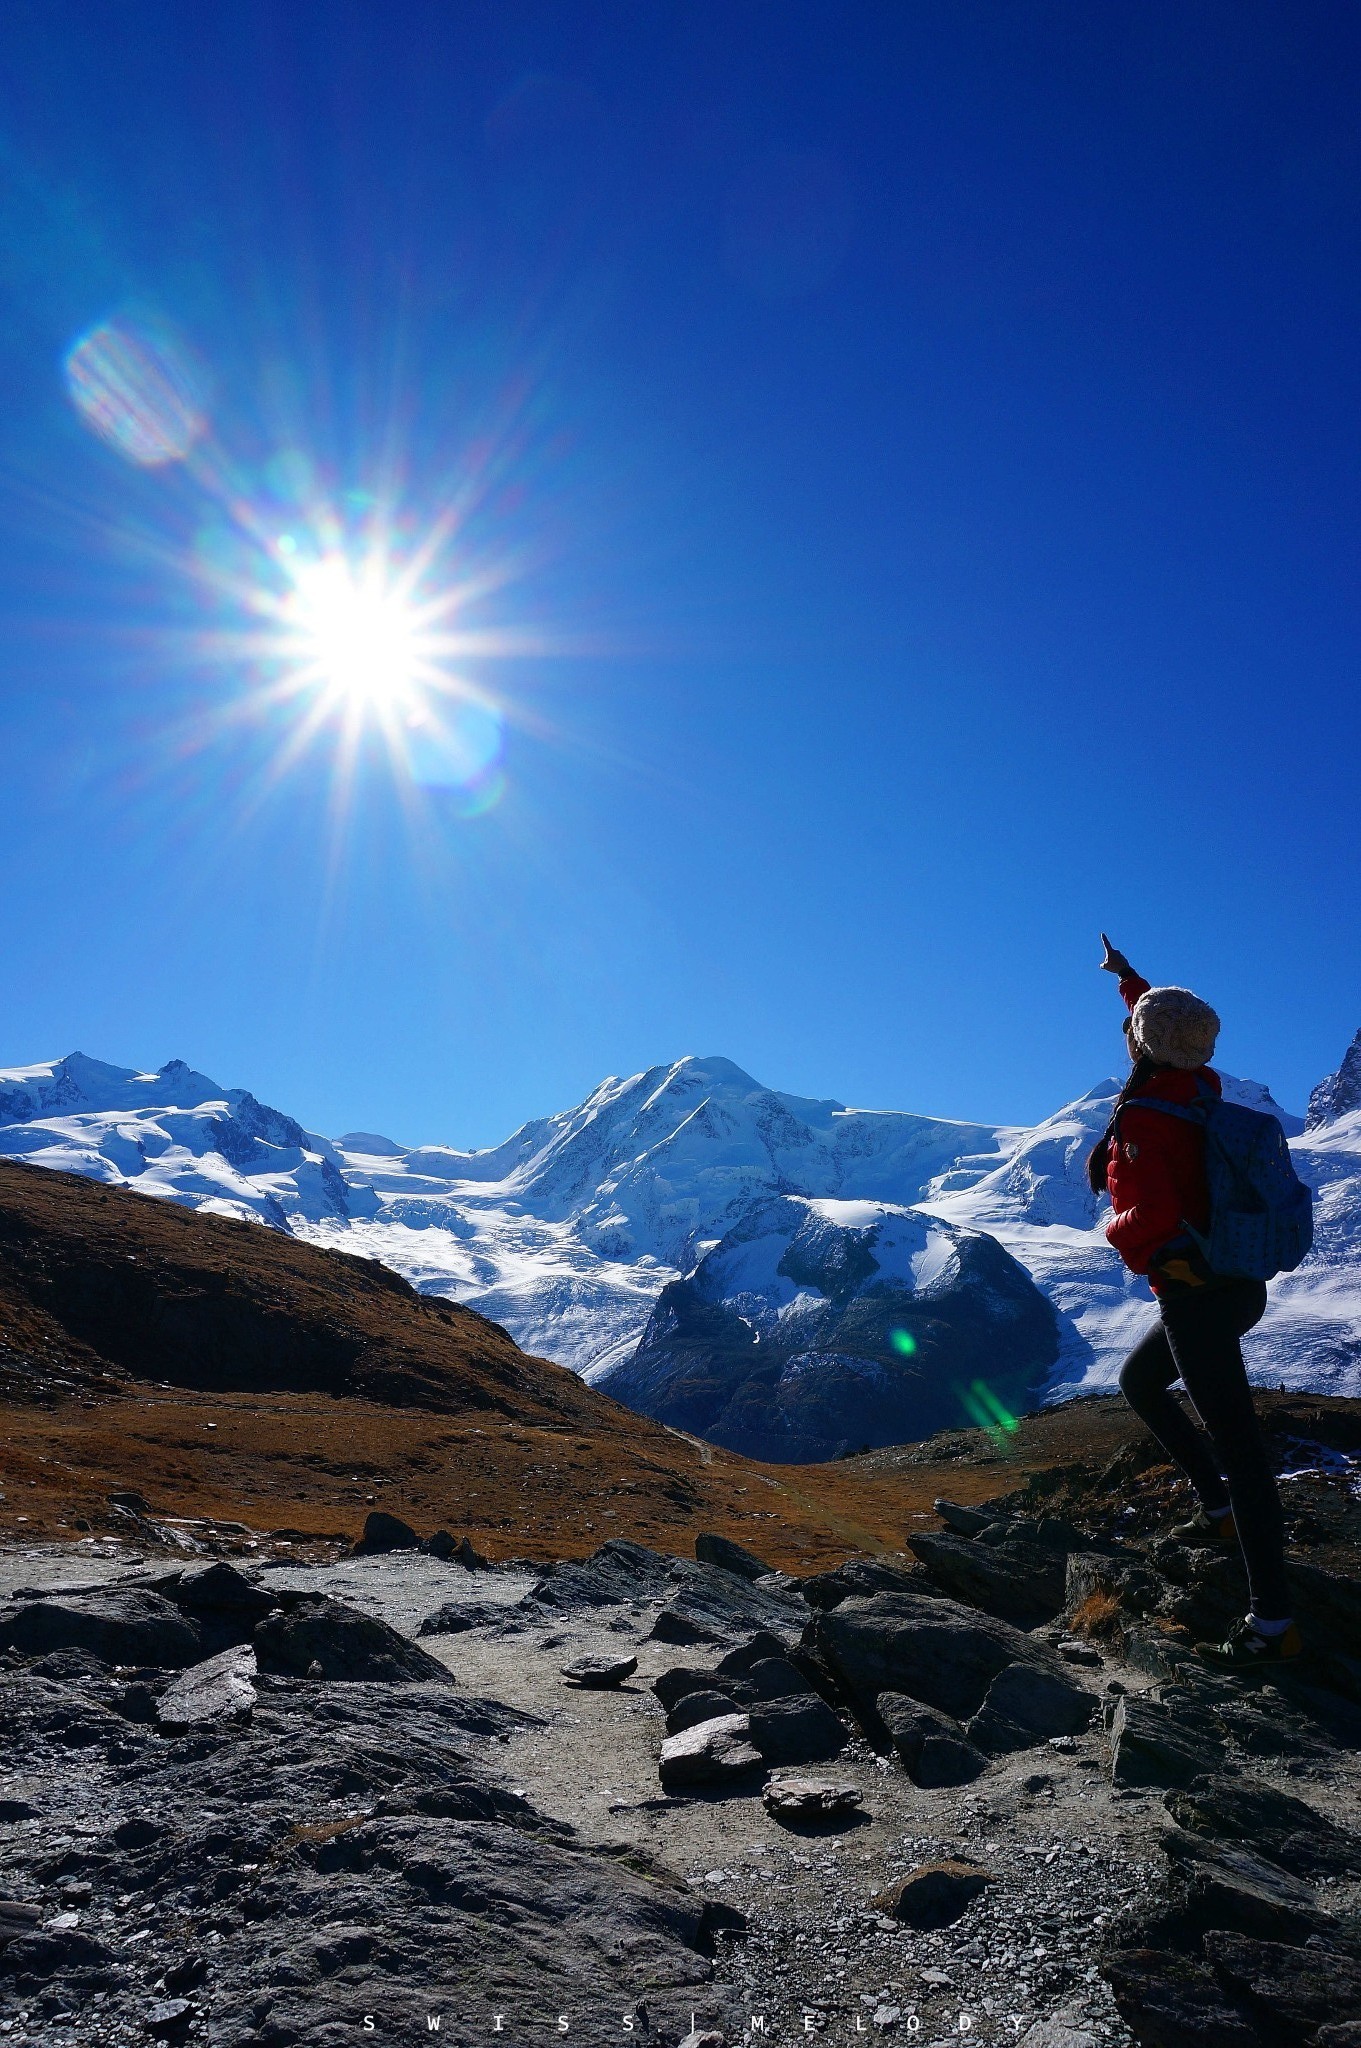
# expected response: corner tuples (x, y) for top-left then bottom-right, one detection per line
(1123, 1079), (1314, 1282)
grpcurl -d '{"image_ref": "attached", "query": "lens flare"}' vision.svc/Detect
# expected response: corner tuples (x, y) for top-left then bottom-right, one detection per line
(889, 1327), (918, 1357)
(280, 554), (422, 712)
(959, 1379), (1021, 1444)
(65, 315), (207, 467)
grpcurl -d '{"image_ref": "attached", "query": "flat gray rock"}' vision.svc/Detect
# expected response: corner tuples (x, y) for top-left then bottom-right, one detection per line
(762, 1777), (862, 1822)
(157, 1645), (258, 1733)
(559, 1653), (637, 1688)
(658, 1713), (765, 1790)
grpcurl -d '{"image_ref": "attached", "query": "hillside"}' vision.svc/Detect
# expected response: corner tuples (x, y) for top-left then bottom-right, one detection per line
(3, 1157), (1361, 1582)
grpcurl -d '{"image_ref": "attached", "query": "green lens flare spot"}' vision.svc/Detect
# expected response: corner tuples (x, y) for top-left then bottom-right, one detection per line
(889, 1328), (917, 1357)
(959, 1378), (1022, 1443)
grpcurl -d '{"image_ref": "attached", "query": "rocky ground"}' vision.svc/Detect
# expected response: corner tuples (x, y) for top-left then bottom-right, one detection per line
(3, 1488), (1361, 2048)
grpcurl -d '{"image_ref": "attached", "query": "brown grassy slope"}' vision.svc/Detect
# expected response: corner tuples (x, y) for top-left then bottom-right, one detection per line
(3, 1159), (1359, 1572)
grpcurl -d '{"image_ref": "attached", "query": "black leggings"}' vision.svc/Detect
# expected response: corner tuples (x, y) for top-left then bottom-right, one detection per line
(1118, 1278), (1290, 1620)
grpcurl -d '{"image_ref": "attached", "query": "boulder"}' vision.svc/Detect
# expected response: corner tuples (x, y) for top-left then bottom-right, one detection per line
(695, 1533), (774, 1581)
(253, 1596), (454, 1684)
(713, 1631), (804, 1681)
(801, 1558), (927, 1611)
(426, 1532), (487, 1567)
(870, 1860), (992, 1930)
(876, 1691), (986, 1787)
(931, 1498), (995, 1536)
(658, 1714), (765, 1790)
(0, 1901), (42, 1947)
(1166, 1774), (1361, 1881)
(1158, 1825), (1328, 1943)
(416, 1597), (510, 1637)
(813, 1589), (1067, 1721)
(735, 1656), (807, 1701)
(352, 1511), (423, 1555)
(906, 1530), (1067, 1625)
(1102, 1950), (1262, 2048)
(157, 1646), (258, 1733)
(746, 1693), (846, 1766)
(965, 1661), (1095, 1755)
(145, 1999), (195, 2037)
(0, 1592), (201, 1669)
(1109, 1694), (1226, 1789)
(654, 1665), (720, 1714)
(1203, 1930), (1361, 2039)
(667, 1690), (743, 1735)
(168, 1561), (275, 1636)
(559, 1654), (637, 1689)
(762, 1778), (862, 1823)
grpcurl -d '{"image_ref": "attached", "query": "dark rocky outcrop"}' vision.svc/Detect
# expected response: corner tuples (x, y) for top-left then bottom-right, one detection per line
(0, 1590), (202, 1668)
(1165, 1774), (1361, 1881)
(252, 1595), (454, 1684)
(964, 1659), (1094, 1754)
(597, 1196), (1058, 1461)
(694, 1532), (775, 1580)
(811, 1587), (1072, 1723)
(0, 1656), (731, 2041)
(906, 1527), (1069, 1625)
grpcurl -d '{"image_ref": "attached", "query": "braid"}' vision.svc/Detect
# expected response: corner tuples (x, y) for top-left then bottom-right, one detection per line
(1087, 1055), (1158, 1195)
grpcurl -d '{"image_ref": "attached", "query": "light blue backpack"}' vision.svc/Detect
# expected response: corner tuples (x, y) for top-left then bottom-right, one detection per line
(1125, 1080), (1314, 1281)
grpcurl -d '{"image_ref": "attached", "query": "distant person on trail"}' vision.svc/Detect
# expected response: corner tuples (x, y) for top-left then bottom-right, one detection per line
(1088, 934), (1302, 1671)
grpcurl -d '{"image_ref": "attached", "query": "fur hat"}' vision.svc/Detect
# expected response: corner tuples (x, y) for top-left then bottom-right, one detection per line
(1130, 985), (1221, 1070)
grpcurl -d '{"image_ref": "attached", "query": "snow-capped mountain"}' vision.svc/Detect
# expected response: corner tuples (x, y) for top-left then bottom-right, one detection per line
(1, 1040), (1357, 1406)
(598, 1195), (1059, 1461)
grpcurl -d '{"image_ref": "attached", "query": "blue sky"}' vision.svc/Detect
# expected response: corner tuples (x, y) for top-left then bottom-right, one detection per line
(1, 2), (1358, 1145)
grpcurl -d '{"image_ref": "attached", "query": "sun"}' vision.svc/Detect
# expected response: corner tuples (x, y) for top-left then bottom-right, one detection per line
(280, 553), (422, 714)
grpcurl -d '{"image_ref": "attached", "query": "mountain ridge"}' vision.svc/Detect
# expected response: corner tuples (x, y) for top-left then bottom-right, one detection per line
(2, 1038), (1358, 1414)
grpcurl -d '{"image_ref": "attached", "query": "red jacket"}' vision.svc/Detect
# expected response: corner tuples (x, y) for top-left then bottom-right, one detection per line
(1104, 973), (1218, 1289)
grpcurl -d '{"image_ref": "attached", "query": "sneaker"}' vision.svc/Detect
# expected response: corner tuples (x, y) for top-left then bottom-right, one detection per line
(1195, 1618), (1305, 1671)
(1168, 1505), (1237, 1546)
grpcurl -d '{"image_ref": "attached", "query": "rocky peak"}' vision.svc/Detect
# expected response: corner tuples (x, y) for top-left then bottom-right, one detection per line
(1306, 1026), (1361, 1130)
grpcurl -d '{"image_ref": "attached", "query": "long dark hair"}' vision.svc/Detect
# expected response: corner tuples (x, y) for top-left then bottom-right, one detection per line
(1086, 1053), (1159, 1194)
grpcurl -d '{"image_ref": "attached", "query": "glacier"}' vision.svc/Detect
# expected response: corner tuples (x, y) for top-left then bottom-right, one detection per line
(1, 1041), (1358, 1403)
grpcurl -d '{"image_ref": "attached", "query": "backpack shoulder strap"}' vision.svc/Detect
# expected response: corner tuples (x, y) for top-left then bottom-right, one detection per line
(1121, 1095), (1207, 1127)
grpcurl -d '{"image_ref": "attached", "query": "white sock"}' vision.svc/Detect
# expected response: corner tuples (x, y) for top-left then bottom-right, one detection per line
(1246, 1612), (1293, 1637)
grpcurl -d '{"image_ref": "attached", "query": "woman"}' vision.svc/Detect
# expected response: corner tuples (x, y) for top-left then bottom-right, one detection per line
(1091, 935), (1301, 1670)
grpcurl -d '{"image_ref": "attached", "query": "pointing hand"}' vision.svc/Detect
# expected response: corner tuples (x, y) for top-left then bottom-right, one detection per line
(1100, 932), (1134, 978)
